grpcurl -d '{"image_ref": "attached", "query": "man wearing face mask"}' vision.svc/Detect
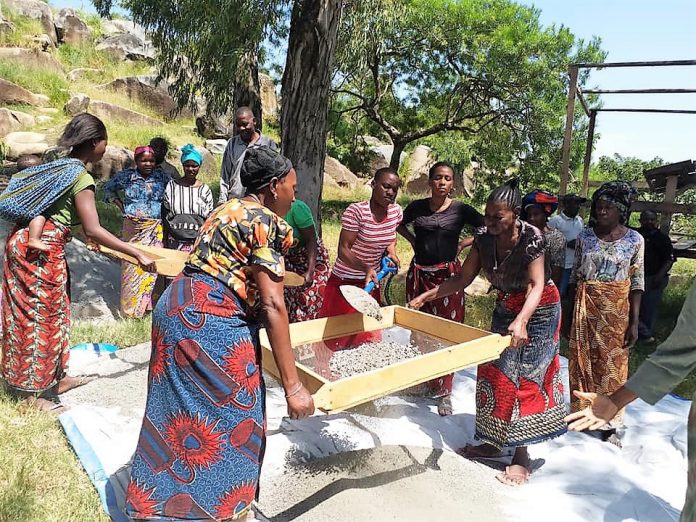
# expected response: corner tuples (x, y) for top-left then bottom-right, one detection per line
(218, 106), (278, 204)
(636, 209), (674, 342)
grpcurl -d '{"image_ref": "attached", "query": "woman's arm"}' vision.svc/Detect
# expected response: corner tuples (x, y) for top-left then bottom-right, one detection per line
(507, 255), (545, 348)
(299, 226), (318, 285)
(396, 224), (416, 249)
(625, 289), (642, 348)
(75, 189), (154, 269)
(409, 245), (481, 309)
(457, 236), (474, 256)
(252, 264), (314, 419)
(337, 228), (378, 286)
(102, 172), (126, 213)
(385, 240), (400, 269)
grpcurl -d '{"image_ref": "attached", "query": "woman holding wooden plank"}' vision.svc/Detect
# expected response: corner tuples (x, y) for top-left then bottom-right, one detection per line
(126, 145), (313, 521)
(409, 179), (566, 486)
(398, 162), (483, 416)
(102, 145), (172, 318)
(0, 114), (155, 414)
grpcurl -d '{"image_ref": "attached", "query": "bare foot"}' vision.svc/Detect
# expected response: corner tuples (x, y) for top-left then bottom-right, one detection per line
(19, 397), (68, 415)
(437, 395), (453, 416)
(27, 238), (50, 252)
(56, 375), (97, 394)
(496, 464), (530, 486)
(457, 443), (504, 459)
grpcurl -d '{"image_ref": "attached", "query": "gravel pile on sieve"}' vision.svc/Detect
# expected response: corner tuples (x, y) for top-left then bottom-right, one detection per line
(330, 341), (422, 378)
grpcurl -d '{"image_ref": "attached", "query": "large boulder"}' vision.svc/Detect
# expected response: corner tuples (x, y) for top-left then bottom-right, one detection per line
(89, 100), (164, 127)
(204, 139), (227, 155)
(4, 131), (49, 159)
(0, 108), (34, 138)
(101, 76), (192, 119)
(324, 156), (360, 189)
(86, 145), (134, 179)
(404, 145), (436, 194)
(54, 8), (92, 44)
(259, 73), (279, 122)
(64, 93), (90, 116)
(0, 47), (63, 73)
(96, 33), (154, 62)
(3, 0), (56, 44)
(0, 78), (49, 106)
(195, 113), (232, 140)
(101, 19), (146, 42)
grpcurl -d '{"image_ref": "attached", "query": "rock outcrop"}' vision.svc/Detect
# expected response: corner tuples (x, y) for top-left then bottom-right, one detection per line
(101, 76), (192, 119)
(54, 8), (92, 44)
(4, 131), (49, 159)
(324, 156), (360, 189)
(0, 47), (63, 73)
(89, 100), (164, 127)
(4, 0), (57, 44)
(0, 108), (34, 138)
(0, 78), (49, 106)
(403, 145), (436, 194)
(260, 73), (279, 122)
(195, 113), (232, 140)
(204, 139), (227, 155)
(96, 33), (154, 62)
(86, 145), (134, 179)
(64, 93), (90, 116)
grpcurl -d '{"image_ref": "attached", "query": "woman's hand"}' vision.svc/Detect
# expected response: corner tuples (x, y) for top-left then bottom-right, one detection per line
(564, 391), (618, 431)
(507, 318), (528, 348)
(364, 268), (379, 288)
(408, 292), (430, 310)
(135, 252), (157, 272)
(624, 321), (639, 348)
(286, 384), (315, 419)
(387, 253), (400, 270)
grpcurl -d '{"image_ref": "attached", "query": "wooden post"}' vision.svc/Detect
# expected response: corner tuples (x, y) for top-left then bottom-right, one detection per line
(581, 110), (597, 198)
(559, 66), (578, 196)
(661, 174), (679, 233)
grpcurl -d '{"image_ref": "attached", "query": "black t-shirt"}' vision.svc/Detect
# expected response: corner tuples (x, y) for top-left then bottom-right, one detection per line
(637, 226), (673, 277)
(402, 199), (484, 265)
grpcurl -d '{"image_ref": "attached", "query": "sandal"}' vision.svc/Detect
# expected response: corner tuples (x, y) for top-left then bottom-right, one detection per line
(437, 395), (453, 416)
(496, 464), (530, 486)
(457, 444), (505, 460)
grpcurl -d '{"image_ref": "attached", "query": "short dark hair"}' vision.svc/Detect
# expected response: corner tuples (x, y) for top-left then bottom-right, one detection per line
(16, 154), (42, 171)
(57, 113), (107, 150)
(487, 178), (521, 211)
(149, 136), (169, 150)
(428, 161), (454, 179)
(641, 209), (658, 220)
(235, 106), (256, 119)
(374, 166), (399, 182)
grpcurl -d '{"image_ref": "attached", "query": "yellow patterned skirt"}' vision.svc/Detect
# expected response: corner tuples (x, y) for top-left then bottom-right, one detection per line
(569, 279), (631, 428)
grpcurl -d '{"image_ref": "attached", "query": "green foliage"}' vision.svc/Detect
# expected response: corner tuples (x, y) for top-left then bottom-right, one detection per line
(93, 0), (286, 114)
(593, 154), (665, 184)
(332, 0), (606, 188)
(0, 59), (70, 106)
(0, 4), (45, 47)
(71, 317), (152, 347)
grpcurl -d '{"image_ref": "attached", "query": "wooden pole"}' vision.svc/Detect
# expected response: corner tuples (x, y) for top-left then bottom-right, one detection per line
(559, 66), (578, 197)
(581, 110), (597, 198)
(576, 87), (592, 117)
(661, 175), (679, 233)
(575, 59), (696, 69)
(584, 88), (696, 94)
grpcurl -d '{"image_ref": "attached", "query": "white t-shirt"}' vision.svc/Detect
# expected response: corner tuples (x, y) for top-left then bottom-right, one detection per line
(548, 212), (584, 269)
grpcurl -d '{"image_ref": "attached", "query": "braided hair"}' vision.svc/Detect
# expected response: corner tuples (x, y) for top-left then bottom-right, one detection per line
(487, 178), (522, 212)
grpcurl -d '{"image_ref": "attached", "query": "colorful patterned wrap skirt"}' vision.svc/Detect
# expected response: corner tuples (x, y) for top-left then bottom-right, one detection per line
(1, 220), (71, 394)
(121, 215), (163, 318)
(283, 238), (330, 323)
(126, 271), (265, 521)
(475, 283), (567, 449)
(569, 279), (631, 428)
(406, 260), (464, 397)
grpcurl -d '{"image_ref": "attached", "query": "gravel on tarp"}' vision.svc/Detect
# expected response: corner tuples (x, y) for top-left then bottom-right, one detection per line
(329, 341), (422, 379)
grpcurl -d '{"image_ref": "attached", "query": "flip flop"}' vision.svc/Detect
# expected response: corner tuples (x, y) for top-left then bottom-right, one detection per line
(496, 465), (530, 486)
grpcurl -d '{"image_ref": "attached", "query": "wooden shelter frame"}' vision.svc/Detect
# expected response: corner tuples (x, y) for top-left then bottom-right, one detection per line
(559, 60), (696, 208)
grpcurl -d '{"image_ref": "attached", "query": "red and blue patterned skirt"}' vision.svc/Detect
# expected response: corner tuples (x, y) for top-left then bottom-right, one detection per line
(126, 271), (265, 520)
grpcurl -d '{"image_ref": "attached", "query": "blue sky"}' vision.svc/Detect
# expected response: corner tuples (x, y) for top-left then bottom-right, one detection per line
(54, 0), (695, 162)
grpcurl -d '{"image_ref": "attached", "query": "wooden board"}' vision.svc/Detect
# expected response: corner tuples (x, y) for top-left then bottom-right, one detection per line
(99, 244), (305, 285)
(260, 305), (510, 413)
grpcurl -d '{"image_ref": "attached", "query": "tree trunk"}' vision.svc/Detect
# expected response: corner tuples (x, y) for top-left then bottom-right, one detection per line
(234, 50), (263, 130)
(280, 0), (343, 227)
(390, 139), (407, 171)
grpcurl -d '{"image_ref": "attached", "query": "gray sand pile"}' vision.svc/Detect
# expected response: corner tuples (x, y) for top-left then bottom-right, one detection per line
(257, 445), (504, 521)
(329, 341), (422, 379)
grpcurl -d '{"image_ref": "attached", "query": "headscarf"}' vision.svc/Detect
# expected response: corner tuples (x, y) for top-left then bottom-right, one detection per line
(180, 144), (203, 166)
(134, 145), (154, 158)
(591, 181), (637, 224)
(522, 189), (558, 218)
(240, 145), (293, 194)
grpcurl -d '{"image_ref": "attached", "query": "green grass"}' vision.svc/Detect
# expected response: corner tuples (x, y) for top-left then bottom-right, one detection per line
(0, 393), (108, 521)
(0, 4), (45, 47)
(0, 59), (70, 106)
(71, 316), (152, 347)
